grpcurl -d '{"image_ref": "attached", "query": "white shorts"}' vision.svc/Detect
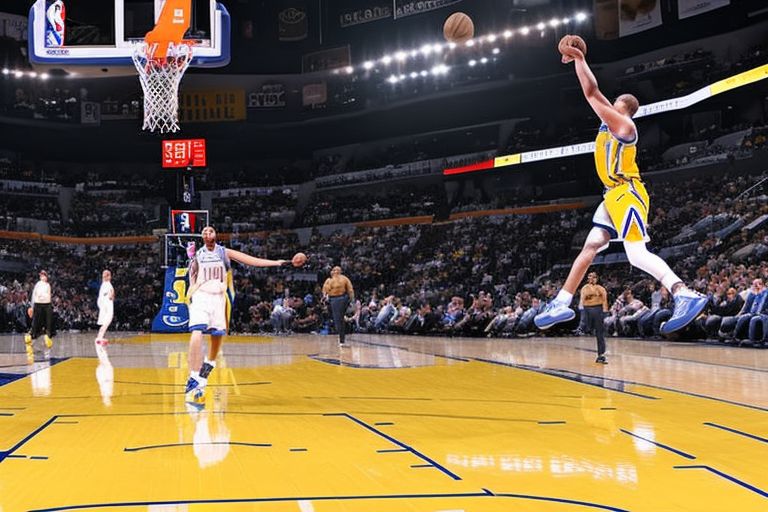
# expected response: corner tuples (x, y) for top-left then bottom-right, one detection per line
(188, 291), (227, 334)
(97, 304), (114, 326)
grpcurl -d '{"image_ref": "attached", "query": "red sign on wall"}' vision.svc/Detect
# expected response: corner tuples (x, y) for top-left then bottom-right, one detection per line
(162, 139), (207, 168)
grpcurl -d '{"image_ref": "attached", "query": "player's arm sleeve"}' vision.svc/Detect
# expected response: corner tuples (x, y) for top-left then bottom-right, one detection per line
(226, 248), (283, 267)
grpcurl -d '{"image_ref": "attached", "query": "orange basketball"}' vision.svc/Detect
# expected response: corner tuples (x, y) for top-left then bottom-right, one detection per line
(443, 12), (474, 44)
(292, 252), (307, 267)
(559, 34), (587, 57)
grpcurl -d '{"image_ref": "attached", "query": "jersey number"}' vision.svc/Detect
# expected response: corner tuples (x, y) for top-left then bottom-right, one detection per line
(203, 266), (223, 282)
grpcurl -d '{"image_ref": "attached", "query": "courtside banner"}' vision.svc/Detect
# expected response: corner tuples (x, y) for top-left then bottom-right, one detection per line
(152, 267), (190, 333)
(678, 0), (729, 19)
(393, 0), (462, 19)
(445, 63), (768, 175)
(152, 267), (235, 333)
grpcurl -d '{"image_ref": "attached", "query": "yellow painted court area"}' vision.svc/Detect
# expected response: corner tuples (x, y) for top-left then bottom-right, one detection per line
(0, 333), (767, 511)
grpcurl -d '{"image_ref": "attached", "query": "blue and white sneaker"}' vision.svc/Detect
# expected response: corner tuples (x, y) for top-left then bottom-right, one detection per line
(660, 291), (708, 335)
(185, 375), (201, 394)
(534, 301), (576, 330)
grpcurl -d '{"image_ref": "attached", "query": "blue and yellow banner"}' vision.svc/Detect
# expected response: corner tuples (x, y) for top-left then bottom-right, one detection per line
(152, 267), (234, 333)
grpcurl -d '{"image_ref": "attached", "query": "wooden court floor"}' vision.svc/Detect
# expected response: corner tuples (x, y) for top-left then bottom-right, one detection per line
(0, 332), (766, 511)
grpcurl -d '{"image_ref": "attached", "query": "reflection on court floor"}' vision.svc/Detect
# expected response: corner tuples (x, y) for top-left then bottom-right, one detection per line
(0, 332), (766, 511)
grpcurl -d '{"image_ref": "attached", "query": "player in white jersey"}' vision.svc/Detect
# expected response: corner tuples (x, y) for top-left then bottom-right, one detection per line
(95, 269), (115, 350)
(185, 226), (298, 406)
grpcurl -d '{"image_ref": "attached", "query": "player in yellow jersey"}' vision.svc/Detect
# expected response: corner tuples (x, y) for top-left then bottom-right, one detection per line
(535, 39), (708, 336)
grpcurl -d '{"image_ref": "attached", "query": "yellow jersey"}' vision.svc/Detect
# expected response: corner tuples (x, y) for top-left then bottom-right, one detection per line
(594, 124), (640, 189)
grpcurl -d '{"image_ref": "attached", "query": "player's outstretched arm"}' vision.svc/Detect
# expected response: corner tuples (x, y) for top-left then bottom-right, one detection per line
(563, 46), (635, 140)
(226, 248), (287, 267)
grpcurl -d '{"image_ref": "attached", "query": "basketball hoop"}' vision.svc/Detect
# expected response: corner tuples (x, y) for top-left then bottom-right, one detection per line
(132, 41), (192, 134)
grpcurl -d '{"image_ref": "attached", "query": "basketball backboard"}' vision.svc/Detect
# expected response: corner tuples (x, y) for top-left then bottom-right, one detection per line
(28, 0), (229, 72)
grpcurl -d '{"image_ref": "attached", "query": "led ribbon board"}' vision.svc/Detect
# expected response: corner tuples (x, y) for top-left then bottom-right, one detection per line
(444, 63), (768, 176)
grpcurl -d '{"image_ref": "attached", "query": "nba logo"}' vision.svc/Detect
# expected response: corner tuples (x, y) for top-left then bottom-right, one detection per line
(174, 211), (196, 233)
(45, 0), (66, 47)
(179, 213), (191, 233)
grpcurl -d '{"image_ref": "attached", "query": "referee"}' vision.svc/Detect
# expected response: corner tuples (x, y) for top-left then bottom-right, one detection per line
(580, 272), (609, 364)
(25, 270), (54, 363)
(322, 266), (355, 346)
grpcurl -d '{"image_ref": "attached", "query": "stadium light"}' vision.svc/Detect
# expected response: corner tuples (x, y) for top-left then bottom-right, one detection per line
(575, 12), (588, 22)
(466, 39), (475, 47)
(28, 71), (38, 78)
(344, 66), (354, 74)
(562, 17), (570, 24)
(387, 74), (398, 84)
(520, 26), (530, 35)
(420, 70), (428, 77)
(492, 48), (500, 55)
(381, 55), (392, 65)
(421, 44), (432, 56)
(480, 57), (488, 64)
(469, 59), (477, 67)
(40, 73), (49, 80)
(503, 30), (513, 38)
(395, 51), (407, 62)
(486, 34), (497, 43)
(536, 22), (546, 30)
(549, 18), (560, 27)
(13, 70), (23, 78)
(363, 61), (374, 70)
(410, 71), (419, 78)
(448, 42), (457, 50)
(432, 43), (443, 53)
(2, 68), (9, 75)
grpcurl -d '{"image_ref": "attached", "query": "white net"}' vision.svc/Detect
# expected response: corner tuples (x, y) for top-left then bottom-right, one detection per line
(132, 42), (193, 134)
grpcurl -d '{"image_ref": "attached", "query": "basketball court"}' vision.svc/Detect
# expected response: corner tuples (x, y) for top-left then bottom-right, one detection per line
(1, 333), (766, 511)
(3, 1), (767, 511)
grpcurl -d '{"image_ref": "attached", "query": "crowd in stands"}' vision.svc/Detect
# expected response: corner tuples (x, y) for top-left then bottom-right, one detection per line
(2, 170), (768, 348)
(298, 185), (444, 226)
(213, 187), (298, 232)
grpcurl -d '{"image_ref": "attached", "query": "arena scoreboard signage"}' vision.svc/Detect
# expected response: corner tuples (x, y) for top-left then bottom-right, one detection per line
(162, 139), (207, 169)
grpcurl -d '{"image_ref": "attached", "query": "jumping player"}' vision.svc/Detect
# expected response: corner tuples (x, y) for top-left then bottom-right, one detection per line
(535, 38), (708, 335)
(184, 226), (296, 406)
(95, 269), (114, 350)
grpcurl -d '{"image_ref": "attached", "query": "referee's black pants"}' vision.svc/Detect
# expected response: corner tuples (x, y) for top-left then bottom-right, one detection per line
(30, 303), (53, 340)
(329, 295), (350, 344)
(583, 305), (606, 356)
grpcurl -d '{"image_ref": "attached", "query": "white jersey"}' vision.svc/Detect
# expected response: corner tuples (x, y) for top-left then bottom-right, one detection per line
(32, 281), (51, 305)
(98, 281), (114, 309)
(192, 244), (231, 295)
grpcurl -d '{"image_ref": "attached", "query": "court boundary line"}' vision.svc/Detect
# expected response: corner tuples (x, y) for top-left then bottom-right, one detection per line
(124, 442), (272, 452)
(26, 489), (632, 512)
(703, 422), (768, 444)
(325, 412), (463, 480)
(350, 336), (768, 412)
(619, 429), (696, 459)
(673, 465), (768, 498)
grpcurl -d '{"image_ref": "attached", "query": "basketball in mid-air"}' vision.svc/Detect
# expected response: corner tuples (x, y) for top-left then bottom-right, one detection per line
(558, 34), (588, 59)
(443, 12), (474, 44)
(292, 252), (307, 267)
